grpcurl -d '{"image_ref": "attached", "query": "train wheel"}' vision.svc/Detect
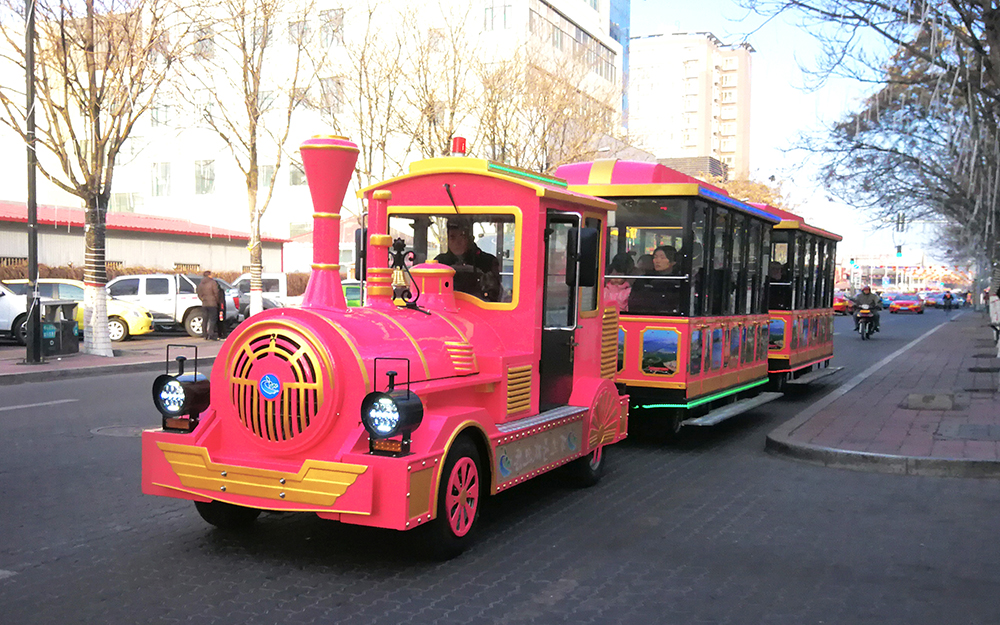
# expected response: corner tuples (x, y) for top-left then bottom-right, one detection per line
(424, 437), (482, 559)
(194, 500), (261, 530)
(564, 447), (605, 487)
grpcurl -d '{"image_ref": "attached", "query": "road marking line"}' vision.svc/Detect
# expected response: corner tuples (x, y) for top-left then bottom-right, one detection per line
(0, 569), (16, 580)
(0, 399), (78, 413)
(788, 313), (962, 435)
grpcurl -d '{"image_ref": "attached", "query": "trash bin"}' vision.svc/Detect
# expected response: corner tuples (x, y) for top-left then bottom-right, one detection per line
(41, 320), (79, 357)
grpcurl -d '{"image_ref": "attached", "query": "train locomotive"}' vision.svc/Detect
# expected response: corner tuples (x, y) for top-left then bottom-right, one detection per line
(141, 136), (628, 556)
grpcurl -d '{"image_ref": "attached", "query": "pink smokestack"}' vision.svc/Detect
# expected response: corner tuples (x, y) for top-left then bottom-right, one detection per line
(299, 135), (359, 310)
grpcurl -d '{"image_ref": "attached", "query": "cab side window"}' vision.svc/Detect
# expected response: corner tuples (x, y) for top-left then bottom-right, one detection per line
(146, 278), (170, 295)
(109, 279), (139, 297)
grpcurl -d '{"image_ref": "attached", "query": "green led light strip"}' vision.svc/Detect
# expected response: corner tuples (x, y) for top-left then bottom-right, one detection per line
(488, 163), (568, 188)
(640, 378), (770, 410)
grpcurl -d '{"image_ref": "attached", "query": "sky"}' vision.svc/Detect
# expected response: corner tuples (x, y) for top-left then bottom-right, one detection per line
(629, 0), (938, 265)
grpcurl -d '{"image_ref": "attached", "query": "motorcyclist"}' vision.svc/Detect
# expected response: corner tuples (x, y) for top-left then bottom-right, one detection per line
(852, 285), (882, 332)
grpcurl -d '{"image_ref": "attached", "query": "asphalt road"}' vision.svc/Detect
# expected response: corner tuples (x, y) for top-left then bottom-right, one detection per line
(1, 306), (997, 625)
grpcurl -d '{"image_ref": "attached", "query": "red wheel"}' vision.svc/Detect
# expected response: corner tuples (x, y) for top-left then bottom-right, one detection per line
(444, 456), (480, 537)
(421, 436), (483, 559)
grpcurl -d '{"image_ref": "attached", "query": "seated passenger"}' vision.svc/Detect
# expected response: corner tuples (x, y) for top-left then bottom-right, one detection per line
(434, 218), (501, 301)
(604, 252), (635, 312)
(629, 245), (681, 314)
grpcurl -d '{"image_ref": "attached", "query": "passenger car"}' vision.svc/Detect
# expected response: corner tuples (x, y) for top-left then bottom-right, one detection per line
(107, 273), (238, 336)
(2, 278), (154, 341)
(833, 291), (854, 315)
(0, 282), (28, 344)
(880, 292), (897, 309)
(889, 293), (924, 314)
(922, 292), (941, 308)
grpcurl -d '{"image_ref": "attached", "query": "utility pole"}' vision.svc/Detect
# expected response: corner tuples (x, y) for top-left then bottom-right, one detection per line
(24, 0), (42, 364)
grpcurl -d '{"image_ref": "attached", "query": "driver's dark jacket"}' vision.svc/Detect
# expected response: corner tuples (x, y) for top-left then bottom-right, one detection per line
(434, 246), (501, 300)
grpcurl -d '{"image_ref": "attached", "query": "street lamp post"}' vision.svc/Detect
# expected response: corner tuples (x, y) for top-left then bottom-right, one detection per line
(24, 0), (42, 364)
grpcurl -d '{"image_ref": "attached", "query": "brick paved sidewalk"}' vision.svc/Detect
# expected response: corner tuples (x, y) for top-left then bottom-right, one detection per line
(767, 311), (1000, 477)
(0, 334), (222, 386)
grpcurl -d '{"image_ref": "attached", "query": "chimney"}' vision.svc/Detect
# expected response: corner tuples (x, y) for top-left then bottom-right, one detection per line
(299, 135), (359, 310)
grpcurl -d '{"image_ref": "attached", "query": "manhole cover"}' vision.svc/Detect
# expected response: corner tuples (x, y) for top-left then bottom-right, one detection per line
(91, 426), (145, 438)
(969, 366), (1000, 373)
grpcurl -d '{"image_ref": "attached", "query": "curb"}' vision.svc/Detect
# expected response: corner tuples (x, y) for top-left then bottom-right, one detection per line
(0, 356), (217, 387)
(765, 312), (1000, 478)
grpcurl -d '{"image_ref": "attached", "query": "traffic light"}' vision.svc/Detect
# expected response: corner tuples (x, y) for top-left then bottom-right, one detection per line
(895, 213), (905, 232)
(896, 245), (902, 257)
(849, 258), (855, 265)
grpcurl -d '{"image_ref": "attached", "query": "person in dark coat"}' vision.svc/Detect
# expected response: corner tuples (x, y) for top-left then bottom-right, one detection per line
(628, 245), (681, 314)
(197, 270), (220, 340)
(434, 218), (501, 301)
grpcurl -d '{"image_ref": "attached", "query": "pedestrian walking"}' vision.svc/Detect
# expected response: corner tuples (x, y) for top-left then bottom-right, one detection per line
(197, 270), (220, 340)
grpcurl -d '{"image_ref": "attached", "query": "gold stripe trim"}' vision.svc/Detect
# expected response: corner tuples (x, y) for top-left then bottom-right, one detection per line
(372, 190), (392, 200)
(311, 263), (340, 270)
(313, 213), (342, 219)
(588, 159), (617, 185)
(370, 234), (393, 247)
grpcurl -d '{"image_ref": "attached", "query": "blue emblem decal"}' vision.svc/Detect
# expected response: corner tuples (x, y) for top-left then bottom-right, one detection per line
(498, 454), (512, 477)
(259, 374), (281, 400)
(567, 432), (579, 452)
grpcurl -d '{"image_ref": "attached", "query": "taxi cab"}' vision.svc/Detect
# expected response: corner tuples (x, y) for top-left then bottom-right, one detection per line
(2, 278), (154, 341)
(889, 293), (925, 314)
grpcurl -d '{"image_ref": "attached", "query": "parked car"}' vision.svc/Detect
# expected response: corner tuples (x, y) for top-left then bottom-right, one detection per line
(2, 278), (154, 342)
(343, 279), (362, 306)
(106, 273), (238, 337)
(833, 291), (855, 315)
(0, 282), (27, 344)
(230, 272), (302, 307)
(879, 292), (898, 309)
(889, 293), (925, 314)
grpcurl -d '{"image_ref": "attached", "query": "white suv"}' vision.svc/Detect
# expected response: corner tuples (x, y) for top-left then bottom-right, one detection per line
(106, 274), (238, 337)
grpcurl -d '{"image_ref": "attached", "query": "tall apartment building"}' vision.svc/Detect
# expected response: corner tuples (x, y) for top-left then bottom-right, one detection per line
(608, 0), (630, 125)
(628, 32), (752, 179)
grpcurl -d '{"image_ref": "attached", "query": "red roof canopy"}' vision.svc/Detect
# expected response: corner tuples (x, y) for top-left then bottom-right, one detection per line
(0, 200), (288, 243)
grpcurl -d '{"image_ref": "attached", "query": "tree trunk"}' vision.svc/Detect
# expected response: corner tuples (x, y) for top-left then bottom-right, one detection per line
(83, 195), (113, 357)
(249, 206), (263, 317)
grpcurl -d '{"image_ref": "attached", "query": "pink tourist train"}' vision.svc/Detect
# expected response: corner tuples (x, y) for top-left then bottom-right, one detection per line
(141, 136), (628, 557)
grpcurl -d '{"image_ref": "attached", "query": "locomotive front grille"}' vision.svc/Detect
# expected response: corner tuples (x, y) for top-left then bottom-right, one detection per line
(229, 328), (326, 442)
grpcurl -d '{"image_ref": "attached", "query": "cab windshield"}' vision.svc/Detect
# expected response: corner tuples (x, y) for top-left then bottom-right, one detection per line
(388, 213), (516, 303)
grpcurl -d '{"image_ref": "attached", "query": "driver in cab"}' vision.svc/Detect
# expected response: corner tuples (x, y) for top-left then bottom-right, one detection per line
(851, 285), (882, 333)
(434, 218), (502, 301)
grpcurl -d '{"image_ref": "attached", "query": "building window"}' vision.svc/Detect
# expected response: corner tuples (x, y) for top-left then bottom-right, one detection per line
(0, 256), (27, 266)
(721, 105), (737, 120)
(110, 192), (142, 213)
(720, 73), (736, 86)
(724, 57), (737, 70)
(289, 162), (306, 185)
(195, 160), (215, 195)
(253, 24), (271, 48)
(320, 77), (344, 113)
(260, 164), (275, 189)
(195, 26), (214, 59)
(722, 121), (736, 135)
(106, 260), (124, 271)
(721, 89), (736, 103)
(196, 89), (214, 119)
(485, 2), (513, 31)
(151, 104), (171, 127)
(151, 162), (171, 196)
(258, 90), (275, 114)
(587, 0), (598, 8)
(320, 9), (344, 46)
(174, 263), (200, 272)
(288, 20), (309, 45)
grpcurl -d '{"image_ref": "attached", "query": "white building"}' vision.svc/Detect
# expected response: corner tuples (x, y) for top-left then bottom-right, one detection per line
(629, 32), (752, 178)
(0, 0), (623, 248)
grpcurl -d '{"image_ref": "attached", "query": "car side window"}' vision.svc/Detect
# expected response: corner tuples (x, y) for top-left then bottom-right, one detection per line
(59, 284), (85, 300)
(38, 284), (57, 298)
(109, 279), (139, 297)
(147, 278), (170, 295)
(262, 279), (279, 293)
(178, 278), (195, 293)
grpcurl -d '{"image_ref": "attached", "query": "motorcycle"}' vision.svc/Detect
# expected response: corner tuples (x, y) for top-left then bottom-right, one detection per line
(857, 305), (876, 340)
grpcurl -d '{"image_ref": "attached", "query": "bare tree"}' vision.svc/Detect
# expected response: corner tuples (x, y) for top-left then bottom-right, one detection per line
(178, 0), (326, 316)
(0, 0), (189, 356)
(396, 2), (479, 159)
(700, 174), (793, 207)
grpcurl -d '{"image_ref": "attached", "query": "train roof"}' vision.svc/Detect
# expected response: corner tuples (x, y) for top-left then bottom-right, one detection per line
(358, 157), (616, 212)
(750, 203), (843, 241)
(556, 160), (780, 224)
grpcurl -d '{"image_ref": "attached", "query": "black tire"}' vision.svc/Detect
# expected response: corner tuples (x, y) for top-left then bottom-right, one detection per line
(422, 436), (483, 559)
(194, 500), (261, 530)
(12, 314), (27, 346)
(184, 310), (204, 338)
(564, 447), (606, 487)
(108, 316), (130, 342)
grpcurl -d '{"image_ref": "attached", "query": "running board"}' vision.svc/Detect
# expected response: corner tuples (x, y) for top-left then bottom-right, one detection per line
(681, 392), (783, 427)
(786, 366), (844, 386)
(497, 405), (587, 433)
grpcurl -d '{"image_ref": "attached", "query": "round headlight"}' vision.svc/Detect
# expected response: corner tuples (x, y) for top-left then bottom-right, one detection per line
(158, 379), (186, 414)
(366, 396), (400, 436)
(360, 390), (423, 439)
